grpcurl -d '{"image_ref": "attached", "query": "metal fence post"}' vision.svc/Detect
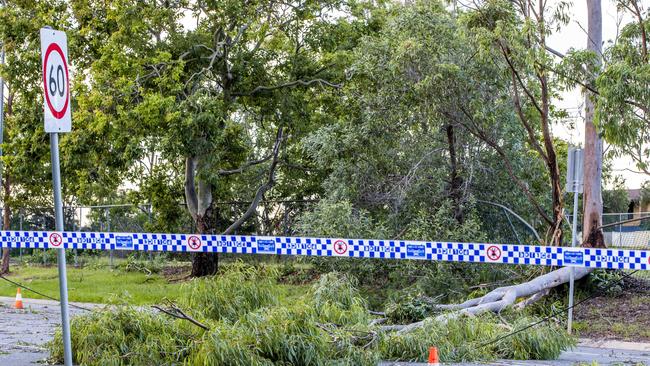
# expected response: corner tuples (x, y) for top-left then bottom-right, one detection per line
(19, 210), (23, 261)
(106, 207), (113, 267)
(148, 204), (153, 262)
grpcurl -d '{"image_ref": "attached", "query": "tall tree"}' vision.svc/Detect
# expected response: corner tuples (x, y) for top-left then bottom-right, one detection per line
(582, 0), (604, 247)
(461, 0), (572, 246)
(68, 0), (380, 276)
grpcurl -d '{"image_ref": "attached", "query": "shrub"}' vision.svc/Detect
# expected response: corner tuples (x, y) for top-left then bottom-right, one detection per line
(384, 289), (439, 323)
(498, 316), (575, 360)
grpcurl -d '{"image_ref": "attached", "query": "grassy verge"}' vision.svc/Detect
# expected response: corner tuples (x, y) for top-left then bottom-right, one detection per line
(0, 260), (312, 306)
(0, 263), (184, 304)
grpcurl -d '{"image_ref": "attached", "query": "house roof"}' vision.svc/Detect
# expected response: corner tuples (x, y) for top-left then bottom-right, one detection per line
(628, 189), (641, 201)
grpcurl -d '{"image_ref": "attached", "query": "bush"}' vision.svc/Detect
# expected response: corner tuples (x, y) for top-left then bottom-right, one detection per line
(498, 316), (575, 360)
(311, 272), (369, 323)
(384, 289), (439, 323)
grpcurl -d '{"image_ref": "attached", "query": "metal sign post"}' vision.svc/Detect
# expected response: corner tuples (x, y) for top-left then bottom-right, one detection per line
(40, 27), (73, 366)
(566, 147), (584, 334)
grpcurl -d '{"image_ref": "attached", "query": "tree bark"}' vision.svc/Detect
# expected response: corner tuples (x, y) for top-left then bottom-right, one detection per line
(381, 267), (592, 333)
(186, 156), (219, 277)
(582, 0), (604, 248)
(190, 214), (218, 277)
(446, 124), (464, 224)
(0, 92), (11, 275)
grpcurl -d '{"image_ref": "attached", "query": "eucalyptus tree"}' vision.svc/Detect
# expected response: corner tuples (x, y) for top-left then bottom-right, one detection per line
(582, 0), (603, 247)
(70, 0), (383, 276)
(460, 0), (576, 246)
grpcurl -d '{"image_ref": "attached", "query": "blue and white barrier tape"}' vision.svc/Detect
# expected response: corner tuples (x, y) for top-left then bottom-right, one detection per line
(1, 230), (648, 270)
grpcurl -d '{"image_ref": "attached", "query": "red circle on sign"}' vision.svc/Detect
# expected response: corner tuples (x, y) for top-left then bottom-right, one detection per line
(49, 233), (63, 247)
(333, 240), (348, 255)
(42, 43), (70, 119)
(187, 235), (202, 250)
(486, 245), (501, 260)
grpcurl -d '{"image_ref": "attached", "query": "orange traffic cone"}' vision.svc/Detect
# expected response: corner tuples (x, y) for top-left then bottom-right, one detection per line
(428, 346), (440, 365)
(14, 287), (24, 309)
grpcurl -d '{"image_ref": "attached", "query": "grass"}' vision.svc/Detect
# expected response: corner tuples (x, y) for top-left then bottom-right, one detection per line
(0, 259), (311, 306)
(573, 291), (650, 342)
(0, 263), (184, 304)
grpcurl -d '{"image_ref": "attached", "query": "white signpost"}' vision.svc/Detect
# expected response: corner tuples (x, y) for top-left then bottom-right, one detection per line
(40, 28), (71, 133)
(566, 147), (584, 334)
(40, 27), (72, 366)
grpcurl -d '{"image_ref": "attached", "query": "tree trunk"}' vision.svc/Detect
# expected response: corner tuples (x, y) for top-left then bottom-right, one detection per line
(0, 91), (10, 275)
(583, 0), (604, 248)
(1, 174), (10, 274)
(446, 124), (464, 224)
(190, 206), (218, 277)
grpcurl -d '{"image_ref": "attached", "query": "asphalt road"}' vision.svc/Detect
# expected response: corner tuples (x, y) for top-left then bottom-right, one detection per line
(0, 296), (96, 365)
(1, 296), (648, 365)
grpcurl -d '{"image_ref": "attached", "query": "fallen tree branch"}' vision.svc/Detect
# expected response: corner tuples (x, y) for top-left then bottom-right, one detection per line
(152, 301), (209, 331)
(381, 267), (592, 334)
(514, 288), (550, 310)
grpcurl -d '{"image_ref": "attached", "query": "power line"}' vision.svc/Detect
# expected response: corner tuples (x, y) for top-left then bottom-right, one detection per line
(0, 275), (92, 312)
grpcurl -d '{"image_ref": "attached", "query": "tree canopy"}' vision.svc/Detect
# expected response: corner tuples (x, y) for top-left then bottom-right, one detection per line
(0, 0), (645, 274)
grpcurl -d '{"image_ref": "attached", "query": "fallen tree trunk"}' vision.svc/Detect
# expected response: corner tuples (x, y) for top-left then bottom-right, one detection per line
(381, 266), (592, 333)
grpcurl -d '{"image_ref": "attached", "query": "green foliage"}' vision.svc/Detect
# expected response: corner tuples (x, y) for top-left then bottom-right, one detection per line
(21, 249), (75, 265)
(311, 272), (369, 325)
(378, 313), (574, 362)
(603, 176), (631, 213)
(47, 263), (576, 365)
(181, 262), (279, 322)
(297, 200), (389, 239)
(640, 181), (650, 207)
(498, 316), (575, 360)
(585, 269), (627, 297)
(384, 289), (439, 324)
(592, 3), (650, 175)
(49, 306), (198, 365)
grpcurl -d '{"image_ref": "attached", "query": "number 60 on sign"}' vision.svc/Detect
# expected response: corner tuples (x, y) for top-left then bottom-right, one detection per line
(40, 28), (71, 133)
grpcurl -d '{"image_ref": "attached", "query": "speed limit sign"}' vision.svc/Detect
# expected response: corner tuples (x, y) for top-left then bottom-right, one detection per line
(40, 28), (71, 132)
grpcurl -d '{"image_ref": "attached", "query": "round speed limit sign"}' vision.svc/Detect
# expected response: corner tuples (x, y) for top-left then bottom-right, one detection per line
(40, 28), (72, 132)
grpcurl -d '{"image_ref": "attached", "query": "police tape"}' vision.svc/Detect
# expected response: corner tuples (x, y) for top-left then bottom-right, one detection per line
(0, 230), (648, 270)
